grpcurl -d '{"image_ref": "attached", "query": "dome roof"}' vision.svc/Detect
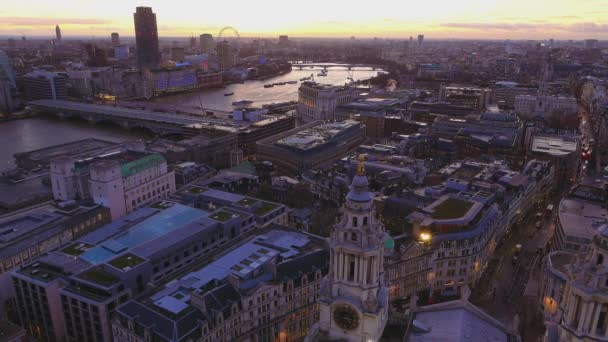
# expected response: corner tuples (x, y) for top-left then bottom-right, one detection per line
(384, 235), (395, 250)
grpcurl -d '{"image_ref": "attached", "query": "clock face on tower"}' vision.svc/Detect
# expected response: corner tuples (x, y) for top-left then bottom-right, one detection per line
(332, 304), (360, 331)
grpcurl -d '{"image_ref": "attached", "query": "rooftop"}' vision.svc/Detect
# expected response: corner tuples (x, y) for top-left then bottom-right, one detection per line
(409, 300), (515, 342)
(429, 198), (475, 220)
(108, 253), (145, 271)
(531, 135), (578, 157)
(150, 229), (315, 315)
(275, 120), (361, 151)
(78, 267), (119, 287)
(79, 204), (207, 264)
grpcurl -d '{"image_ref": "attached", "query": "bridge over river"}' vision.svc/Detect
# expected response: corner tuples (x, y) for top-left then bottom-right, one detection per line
(28, 100), (241, 136)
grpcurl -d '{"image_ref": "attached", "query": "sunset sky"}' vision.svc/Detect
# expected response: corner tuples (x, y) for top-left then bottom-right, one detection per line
(1, 0), (608, 39)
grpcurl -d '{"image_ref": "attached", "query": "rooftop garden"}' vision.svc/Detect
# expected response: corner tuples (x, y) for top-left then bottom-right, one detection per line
(236, 197), (258, 207)
(79, 268), (119, 287)
(186, 186), (207, 195)
(430, 198), (474, 220)
(61, 242), (94, 256)
(255, 202), (279, 216)
(108, 253), (145, 271)
(210, 210), (235, 222)
(150, 201), (173, 210)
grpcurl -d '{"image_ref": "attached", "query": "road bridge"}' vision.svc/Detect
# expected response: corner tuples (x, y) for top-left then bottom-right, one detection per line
(291, 62), (382, 70)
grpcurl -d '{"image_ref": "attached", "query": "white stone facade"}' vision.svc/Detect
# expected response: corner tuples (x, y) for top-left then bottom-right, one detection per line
(314, 165), (389, 342)
(297, 82), (355, 123)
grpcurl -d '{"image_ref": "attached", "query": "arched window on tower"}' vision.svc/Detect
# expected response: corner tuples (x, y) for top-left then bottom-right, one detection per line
(352, 217), (358, 227)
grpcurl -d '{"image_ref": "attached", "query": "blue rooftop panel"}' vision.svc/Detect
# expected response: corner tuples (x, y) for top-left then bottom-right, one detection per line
(79, 204), (206, 265)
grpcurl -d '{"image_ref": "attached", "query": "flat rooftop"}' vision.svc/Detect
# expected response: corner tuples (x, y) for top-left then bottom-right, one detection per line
(15, 138), (116, 165)
(531, 135), (578, 156)
(558, 197), (606, 241)
(0, 202), (102, 259)
(79, 204), (207, 264)
(410, 304), (511, 342)
(275, 120), (360, 151)
(150, 229), (314, 315)
(429, 198), (475, 220)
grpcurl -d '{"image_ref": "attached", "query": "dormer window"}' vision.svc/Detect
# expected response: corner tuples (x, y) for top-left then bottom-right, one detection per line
(363, 217), (368, 226)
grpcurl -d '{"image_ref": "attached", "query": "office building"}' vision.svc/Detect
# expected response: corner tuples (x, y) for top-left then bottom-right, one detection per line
(297, 81), (357, 123)
(23, 70), (68, 101)
(111, 32), (120, 46)
(170, 47), (185, 62)
(134, 6), (160, 69)
(408, 101), (475, 122)
(112, 227), (327, 342)
(15, 138), (120, 170)
(114, 45), (129, 60)
(0, 50), (16, 88)
(585, 39), (599, 50)
(438, 85), (491, 111)
(307, 160), (389, 341)
(529, 134), (579, 184)
(66, 69), (94, 97)
(493, 81), (538, 109)
(0, 78), (17, 115)
(216, 40), (235, 70)
(12, 199), (281, 342)
(199, 33), (214, 54)
(171, 184), (288, 228)
(148, 66), (199, 96)
(256, 120), (366, 176)
(0, 201), (110, 313)
(407, 192), (500, 295)
(278, 35), (289, 46)
(55, 25), (61, 44)
(51, 147), (175, 219)
(514, 94), (578, 120)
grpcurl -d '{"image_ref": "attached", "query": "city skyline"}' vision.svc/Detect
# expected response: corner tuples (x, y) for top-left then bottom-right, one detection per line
(1, 0), (608, 39)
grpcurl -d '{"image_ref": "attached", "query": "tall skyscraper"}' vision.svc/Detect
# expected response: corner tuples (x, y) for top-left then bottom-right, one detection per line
(200, 33), (214, 54)
(309, 157), (389, 341)
(133, 6), (160, 69)
(55, 25), (62, 44)
(111, 32), (120, 46)
(216, 40), (235, 70)
(417, 34), (424, 47)
(278, 35), (289, 46)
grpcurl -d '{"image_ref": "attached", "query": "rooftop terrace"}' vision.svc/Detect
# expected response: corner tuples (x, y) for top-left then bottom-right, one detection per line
(430, 198), (475, 220)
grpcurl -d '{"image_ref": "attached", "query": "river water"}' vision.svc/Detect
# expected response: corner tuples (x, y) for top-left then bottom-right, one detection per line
(151, 66), (380, 111)
(0, 67), (380, 172)
(0, 118), (150, 172)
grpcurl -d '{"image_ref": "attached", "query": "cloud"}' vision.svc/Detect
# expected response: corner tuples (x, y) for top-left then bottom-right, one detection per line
(0, 16), (109, 26)
(441, 21), (608, 33)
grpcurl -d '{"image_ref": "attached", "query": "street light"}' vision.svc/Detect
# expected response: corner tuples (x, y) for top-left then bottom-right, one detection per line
(420, 232), (431, 242)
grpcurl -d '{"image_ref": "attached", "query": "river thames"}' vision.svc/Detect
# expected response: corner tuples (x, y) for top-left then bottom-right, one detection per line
(151, 66), (380, 111)
(0, 66), (380, 172)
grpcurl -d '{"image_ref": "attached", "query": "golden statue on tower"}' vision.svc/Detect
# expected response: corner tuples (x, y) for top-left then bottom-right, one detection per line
(357, 154), (366, 176)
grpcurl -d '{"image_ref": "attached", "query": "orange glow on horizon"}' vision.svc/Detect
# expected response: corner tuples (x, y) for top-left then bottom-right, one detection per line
(1, 0), (607, 39)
